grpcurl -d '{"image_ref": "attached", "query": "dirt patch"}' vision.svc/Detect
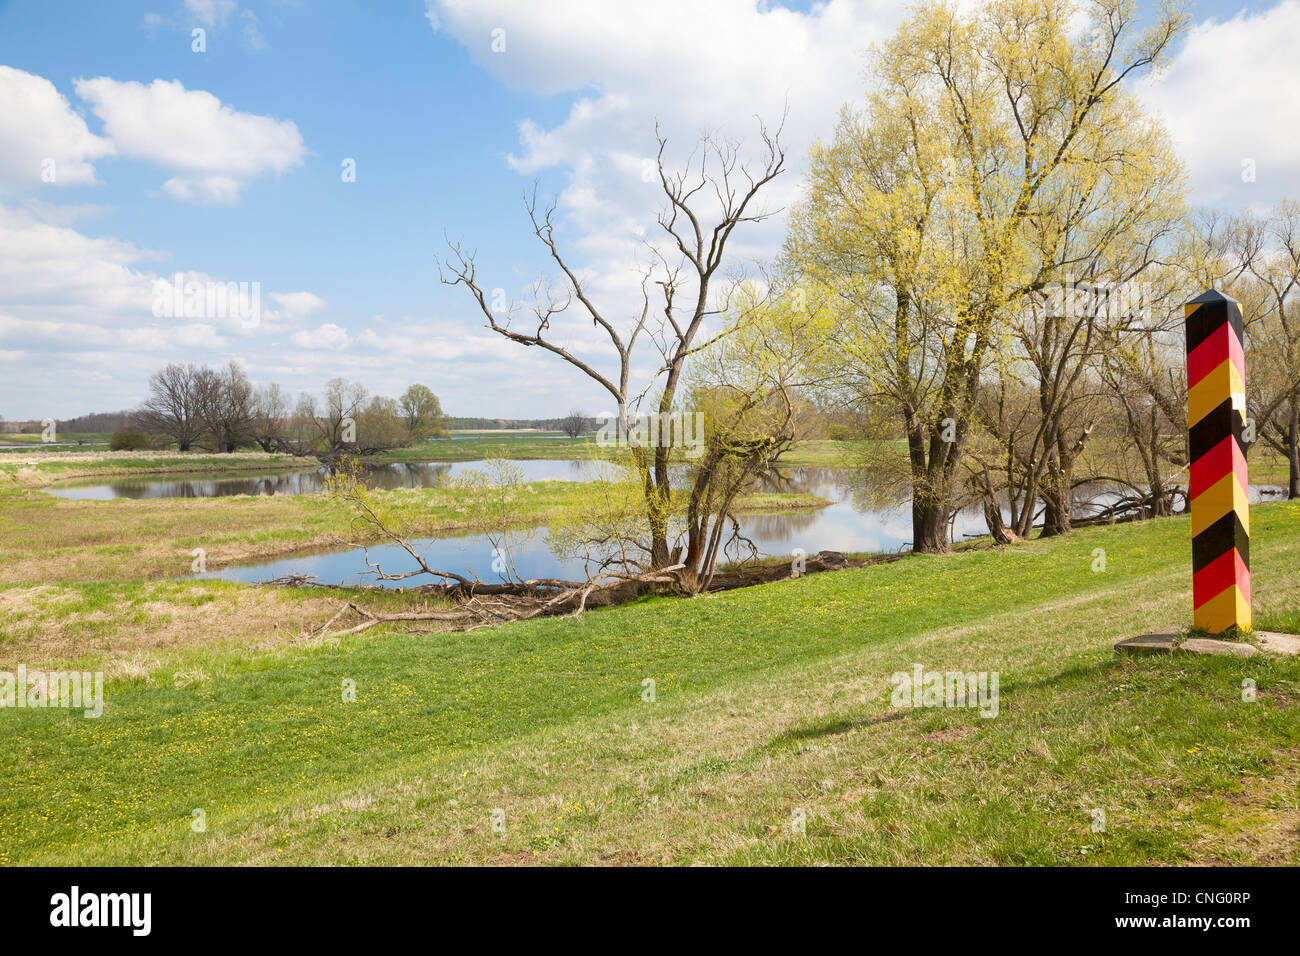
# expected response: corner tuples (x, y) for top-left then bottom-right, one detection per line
(0, 585), (58, 616)
(1186, 746), (1300, 866)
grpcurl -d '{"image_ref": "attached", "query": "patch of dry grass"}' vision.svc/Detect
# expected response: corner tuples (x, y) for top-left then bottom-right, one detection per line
(0, 581), (343, 670)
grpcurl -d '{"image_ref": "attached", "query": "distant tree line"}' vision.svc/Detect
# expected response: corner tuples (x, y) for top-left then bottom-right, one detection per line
(0, 411), (134, 435)
(444, 415), (596, 432)
(128, 361), (449, 456)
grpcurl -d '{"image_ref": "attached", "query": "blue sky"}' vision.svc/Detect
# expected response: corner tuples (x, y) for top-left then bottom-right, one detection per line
(1, 0), (1297, 420)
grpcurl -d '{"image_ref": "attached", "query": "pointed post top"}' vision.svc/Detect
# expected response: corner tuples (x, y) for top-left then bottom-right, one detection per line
(1188, 288), (1238, 305)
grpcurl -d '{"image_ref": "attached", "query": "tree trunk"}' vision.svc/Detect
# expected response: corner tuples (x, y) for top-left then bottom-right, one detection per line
(1288, 403), (1300, 500)
(982, 499), (1020, 545)
(904, 407), (953, 554)
(1040, 456), (1072, 537)
(912, 493), (952, 552)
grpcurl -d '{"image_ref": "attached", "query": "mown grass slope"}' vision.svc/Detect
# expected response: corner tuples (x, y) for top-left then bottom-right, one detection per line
(2, 501), (1297, 865)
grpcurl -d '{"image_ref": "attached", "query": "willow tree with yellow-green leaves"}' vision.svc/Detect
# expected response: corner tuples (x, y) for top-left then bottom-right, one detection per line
(787, 0), (1186, 552)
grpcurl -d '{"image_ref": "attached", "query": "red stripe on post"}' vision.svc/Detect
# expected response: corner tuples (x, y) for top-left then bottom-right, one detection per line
(1189, 434), (1248, 499)
(1186, 322), (1245, 390)
(1192, 548), (1251, 610)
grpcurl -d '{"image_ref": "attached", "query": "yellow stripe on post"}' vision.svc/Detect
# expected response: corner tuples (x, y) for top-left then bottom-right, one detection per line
(1190, 471), (1251, 538)
(1187, 357), (1244, 427)
(1194, 585), (1251, 635)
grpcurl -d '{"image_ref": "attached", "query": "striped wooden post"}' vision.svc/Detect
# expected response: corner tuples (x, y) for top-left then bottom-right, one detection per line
(1185, 289), (1250, 635)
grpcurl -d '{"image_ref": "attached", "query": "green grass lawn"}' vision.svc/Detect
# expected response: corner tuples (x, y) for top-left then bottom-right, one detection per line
(2, 500), (1297, 865)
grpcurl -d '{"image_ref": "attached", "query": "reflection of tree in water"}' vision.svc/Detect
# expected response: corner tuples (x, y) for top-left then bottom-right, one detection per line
(740, 510), (824, 538)
(321, 461), (456, 493)
(758, 465), (905, 515)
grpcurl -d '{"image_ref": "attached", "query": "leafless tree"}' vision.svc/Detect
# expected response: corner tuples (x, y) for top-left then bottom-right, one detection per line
(440, 116), (786, 572)
(194, 362), (254, 453)
(135, 363), (205, 451)
(300, 377), (367, 453)
(1239, 202), (1300, 498)
(249, 383), (292, 452)
(559, 409), (587, 439)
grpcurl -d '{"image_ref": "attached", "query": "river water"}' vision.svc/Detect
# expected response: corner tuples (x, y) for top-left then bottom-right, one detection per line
(45, 459), (1285, 587)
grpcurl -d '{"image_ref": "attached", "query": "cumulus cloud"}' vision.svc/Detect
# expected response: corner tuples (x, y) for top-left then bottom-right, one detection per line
(0, 205), (155, 319)
(0, 66), (114, 190)
(426, 0), (892, 237)
(268, 292), (327, 321)
(290, 323), (349, 350)
(1136, 0), (1300, 207)
(0, 204), (337, 415)
(73, 77), (305, 203)
(422, 0), (898, 398)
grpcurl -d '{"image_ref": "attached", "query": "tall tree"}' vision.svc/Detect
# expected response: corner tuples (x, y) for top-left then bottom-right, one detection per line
(789, 0), (1185, 551)
(249, 383), (292, 453)
(398, 384), (449, 440)
(303, 377), (368, 453)
(194, 362), (254, 453)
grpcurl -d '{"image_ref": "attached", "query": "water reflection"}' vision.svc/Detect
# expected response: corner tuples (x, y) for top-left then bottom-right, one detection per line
(47, 459), (598, 500)
(202, 465), (1199, 588)
(54, 457), (1283, 587)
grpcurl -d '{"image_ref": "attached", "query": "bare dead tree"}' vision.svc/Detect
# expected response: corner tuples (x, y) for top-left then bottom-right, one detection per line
(439, 116), (786, 573)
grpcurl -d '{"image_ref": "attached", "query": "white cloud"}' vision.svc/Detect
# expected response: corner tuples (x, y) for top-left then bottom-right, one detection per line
(268, 292), (327, 321)
(423, 0), (898, 402)
(0, 66), (114, 191)
(1136, 0), (1300, 207)
(73, 77), (305, 203)
(0, 204), (337, 416)
(240, 10), (268, 51)
(184, 0), (237, 28)
(290, 323), (349, 350)
(0, 205), (155, 319)
(0, 200), (561, 418)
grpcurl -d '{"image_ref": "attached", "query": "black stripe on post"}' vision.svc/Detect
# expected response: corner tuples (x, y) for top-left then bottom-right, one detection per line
(1188, 399), (1248, 462)
(1192, 510), (1250, 572)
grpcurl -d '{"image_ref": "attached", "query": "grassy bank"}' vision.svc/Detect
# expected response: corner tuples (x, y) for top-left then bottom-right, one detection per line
(0, 450), (314, 484)
(384, 432), (883, 468)
(1, 500), (1297, 865)
(0, 451), (827, 669)
(0, 432), (109, 450)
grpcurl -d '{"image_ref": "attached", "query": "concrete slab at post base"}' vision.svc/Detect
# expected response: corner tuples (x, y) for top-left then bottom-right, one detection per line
(1181, 637), (1258, 658)
(1117, 631), (1300, 658)
(1115, 633), (1179, 655)
(1254, 631), (1300, 656)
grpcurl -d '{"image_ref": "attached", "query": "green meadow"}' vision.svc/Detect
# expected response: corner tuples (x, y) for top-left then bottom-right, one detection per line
(2, 497), (1297, 865)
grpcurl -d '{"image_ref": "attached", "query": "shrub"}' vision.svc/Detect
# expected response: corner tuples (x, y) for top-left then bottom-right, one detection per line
(109, 428), (151, 451)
